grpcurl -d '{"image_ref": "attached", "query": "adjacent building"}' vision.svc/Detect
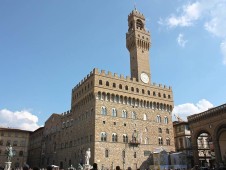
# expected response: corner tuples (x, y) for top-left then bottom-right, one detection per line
(30, 9), (175, 170)
(173, 121), (193, 168)
(0, 127), (31, 168)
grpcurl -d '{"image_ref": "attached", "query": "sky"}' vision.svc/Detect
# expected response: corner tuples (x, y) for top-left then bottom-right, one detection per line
(0, 0), (226, 131)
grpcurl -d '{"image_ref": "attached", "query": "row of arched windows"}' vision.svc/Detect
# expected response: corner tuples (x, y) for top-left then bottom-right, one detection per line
(97, 91), (173, 112)
(98, 82), (171, 100)
(101, 106), (169, 123)
(101, 132), (170, 145)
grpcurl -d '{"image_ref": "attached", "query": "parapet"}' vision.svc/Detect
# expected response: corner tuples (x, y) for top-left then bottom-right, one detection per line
(128, 9), (145, 20)
(61, 110), (72, 117)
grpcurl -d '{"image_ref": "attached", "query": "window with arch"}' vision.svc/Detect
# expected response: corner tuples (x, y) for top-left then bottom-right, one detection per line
(101, 106), (107, 115)
(166, 128), (169, 134)
(112, 108), (117, 117)
(136, 88), (139, 93)
(158, 137), (163, 145)
(158, 93), (161, 97)
(123, 134), (128, 143)
(101, 132), (107, 141)
(142, 89), (145, 94)
(148, 90), (150, 95)
(113, 83), (116, 88)
(163, 94), (166, 98)
(106, 81), (109, 86)
(153, 91), (156, 96)
(136, 19), (143, 29)
(156, 115), (161, 123)
(168, 95), (171, 99)
(131, 87), (134, 92)
(143, 114), (147, 120)
(99, 80), (102, 85)
(164, 117), (168, 124)
(112, 133), (118, 142)
(132, 112), (136, 119)
(122, 110), (127, 118)
(166, 138), (170, 145)
(105, 149), (109, 158)
(125, 86), (128, 90)
(158, 128), (162, 133)
(119, 84), (122, 89)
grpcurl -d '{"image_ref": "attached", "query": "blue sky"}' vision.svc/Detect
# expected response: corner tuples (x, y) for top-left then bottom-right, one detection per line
(0, 0), (226, 130)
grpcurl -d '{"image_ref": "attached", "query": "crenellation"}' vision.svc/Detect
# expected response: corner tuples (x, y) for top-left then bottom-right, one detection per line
(101, 70), (105, 75)
(114, 73), (118, 78)
(159, 84), (162, 87)
(107, 71), (112, 76)
(120, 74), (124, 79)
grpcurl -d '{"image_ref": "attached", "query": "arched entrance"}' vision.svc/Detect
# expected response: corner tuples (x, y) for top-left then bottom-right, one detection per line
(216, 124), (226, 165)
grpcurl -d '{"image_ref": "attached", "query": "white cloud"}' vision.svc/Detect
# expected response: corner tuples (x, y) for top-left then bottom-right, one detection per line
(173, 99), (214, 121)
(159, 0), (226, 65)
(162, 2), (201, 27)
(177, 33), (188, 47)
(0, 109), (40, 131)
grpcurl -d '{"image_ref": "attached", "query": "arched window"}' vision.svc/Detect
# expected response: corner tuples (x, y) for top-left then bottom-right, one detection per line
(153, 91), (156, 96)
(122, 150), (125, 158)
(125, 86), (128, 90)
(136, 19), (144, 29)
(113, 83), (116, 88)
(122, 110), (127, 118)
(131, 87), (134, 92)
(166, 128), (169, 134)
(158, 128), (162, 133)
(101, 106), (107, 115)
(166, 138), (170, 145)
(156, 115), (161, 123)
(132, 112), (136, 119)
(99, 80), (102, 85)
(119, 84), (122, 89)
(148, 90), (150, 95)
(101, 132), (107, 142)
(112, 108), (117, 117)
(123, 134), (128, 143)
(112, 133), (118, 142)
(105, 149), (109, 158)
(106, 81), (109, 86)
(158, 137), (163, 145)
(158, 93), (161, 97)
(143, 114), (147, 120)
(164, 117), (168, 124)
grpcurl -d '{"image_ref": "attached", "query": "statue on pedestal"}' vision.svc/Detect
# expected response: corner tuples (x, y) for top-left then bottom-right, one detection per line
(6, 145), (14, 162)
(85, 148), (91, 165)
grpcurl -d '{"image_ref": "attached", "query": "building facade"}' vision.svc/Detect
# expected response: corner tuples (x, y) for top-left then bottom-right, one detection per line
(0, 127), (31, 169)
(188, 103), (226, 168)
(173, 121), (193, 168)
(31, 9), (175, 169)
(27, 127), (44, 168)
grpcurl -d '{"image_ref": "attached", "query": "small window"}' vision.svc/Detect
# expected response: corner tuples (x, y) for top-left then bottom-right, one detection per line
(163, 94), (166, 98)
(106, 81), (109, 86)
(166, 138), (170, 145)
(132, 112), (136, 119)
(123, 134), (128, 143)
(114, 122), (116, 125)
(124, 123), (126, 126)
(125, 86), (128, 90)
(103, 121), (105, 124)
(131, 87), (134, 92)
(142, 89), (145, 94)
(153, 92), (156, 96)
(166, 128), (169, 134)
(134, 152), (137, 158)
(164, 117), (168, 124)
(119, 84), (122, 89)
(99, 80), (102, 85)
(168, 95), (171, 99)
(158, 128), (162, 133)
(105, 149), (109, 158)
(148, 90), (150, 95)
(156, 115), (161, 123)
(113, 83), (116, 88)
(136, 88), (139, 93)
(158, 93), (161, 97)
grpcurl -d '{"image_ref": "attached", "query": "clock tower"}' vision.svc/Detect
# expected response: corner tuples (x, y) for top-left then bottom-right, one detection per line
(126, 9), (151, 84)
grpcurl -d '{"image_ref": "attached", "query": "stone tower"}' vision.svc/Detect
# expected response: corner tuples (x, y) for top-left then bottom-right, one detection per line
(126, 9), (151, 84)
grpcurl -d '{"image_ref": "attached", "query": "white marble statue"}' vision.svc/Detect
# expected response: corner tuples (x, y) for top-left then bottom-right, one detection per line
(85, 148), (91, 165)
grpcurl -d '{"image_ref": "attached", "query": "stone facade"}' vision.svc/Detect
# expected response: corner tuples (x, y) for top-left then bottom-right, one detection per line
(0, 127), (31, 169)
(30, 9), (175, 170)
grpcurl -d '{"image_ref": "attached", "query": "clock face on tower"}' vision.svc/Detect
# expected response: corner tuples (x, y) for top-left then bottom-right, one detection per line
(140, 73), (149, 84)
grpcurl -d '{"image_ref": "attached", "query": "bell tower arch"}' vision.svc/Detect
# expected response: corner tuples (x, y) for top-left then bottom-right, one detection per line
(126, 9), (151, 84)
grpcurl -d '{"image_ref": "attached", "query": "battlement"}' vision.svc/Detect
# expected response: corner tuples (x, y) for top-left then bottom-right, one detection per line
(72, 70), (95, 91)
(128, 9), (145, 20)
(61, 110), (72, 117)
(93, 68), (172, 90)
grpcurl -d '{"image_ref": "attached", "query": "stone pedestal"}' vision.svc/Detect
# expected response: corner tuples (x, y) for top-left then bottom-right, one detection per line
(4, 162), (12, 170)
